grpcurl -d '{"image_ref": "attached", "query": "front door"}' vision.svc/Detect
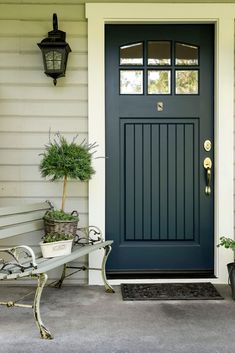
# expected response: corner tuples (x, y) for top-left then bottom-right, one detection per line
(105, 24), (214, 276)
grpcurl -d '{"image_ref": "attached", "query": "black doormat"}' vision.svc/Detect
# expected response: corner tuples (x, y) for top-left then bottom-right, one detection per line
(121, 282), (223, 300)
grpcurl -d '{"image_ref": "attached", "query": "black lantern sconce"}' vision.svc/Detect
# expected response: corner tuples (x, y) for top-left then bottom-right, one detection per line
(38, 13), (71, 85)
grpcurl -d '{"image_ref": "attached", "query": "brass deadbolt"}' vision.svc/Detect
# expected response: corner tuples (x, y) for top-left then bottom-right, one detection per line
(204, 140), (212, 152)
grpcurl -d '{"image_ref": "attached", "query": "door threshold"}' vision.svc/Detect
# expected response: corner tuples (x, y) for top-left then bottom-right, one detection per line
(107, 270), (215, 280)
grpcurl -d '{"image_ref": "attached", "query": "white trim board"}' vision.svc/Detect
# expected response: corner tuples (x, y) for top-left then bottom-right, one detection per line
(86, 3), (234, 284)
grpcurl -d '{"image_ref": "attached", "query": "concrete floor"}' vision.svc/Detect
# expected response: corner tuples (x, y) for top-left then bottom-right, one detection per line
(0, 284), (234, 353)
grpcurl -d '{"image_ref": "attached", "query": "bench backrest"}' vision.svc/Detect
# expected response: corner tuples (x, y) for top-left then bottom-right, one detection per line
(0, 202), (52, 241)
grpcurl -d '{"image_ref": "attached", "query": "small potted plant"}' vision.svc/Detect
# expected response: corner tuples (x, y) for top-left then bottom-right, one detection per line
(39, 132), (96, 236)
(217, 236), (235, 299)
(40, 232), (74, 258)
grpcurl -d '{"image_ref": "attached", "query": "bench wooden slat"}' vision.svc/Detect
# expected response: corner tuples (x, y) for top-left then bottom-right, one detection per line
(0, 273), (7, 279)
(5, 272), (22, 280)
(0, 202), (51, 217)
(0, 265), (32, 280)
(0, 210), (47, 228)
(0, 220), (44, 240)
(0, 255), (35, 277)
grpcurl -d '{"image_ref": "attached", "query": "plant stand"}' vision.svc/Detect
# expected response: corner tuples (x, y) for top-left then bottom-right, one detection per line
(227, 262), (235, 300)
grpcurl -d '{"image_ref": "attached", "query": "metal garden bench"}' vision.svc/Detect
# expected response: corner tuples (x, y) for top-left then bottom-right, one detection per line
(0, 201), (114, 339)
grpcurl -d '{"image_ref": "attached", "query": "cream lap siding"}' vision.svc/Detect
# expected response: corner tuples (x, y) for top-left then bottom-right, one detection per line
(0, 1), (88, 283)
(0, 3), (88, 210)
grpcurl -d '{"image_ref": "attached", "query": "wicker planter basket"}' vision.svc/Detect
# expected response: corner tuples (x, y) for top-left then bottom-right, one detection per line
(43, 211), (79, 237)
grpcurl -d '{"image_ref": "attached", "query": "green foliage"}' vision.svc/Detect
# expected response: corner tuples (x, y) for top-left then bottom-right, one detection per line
(148, 71), (170, 94)
(217, 236), (235, 250)
(39, 132), (97, 210)
(44, 209), (79, 221)
(42, 232), (73, 243)
(39, 133), (96, 182)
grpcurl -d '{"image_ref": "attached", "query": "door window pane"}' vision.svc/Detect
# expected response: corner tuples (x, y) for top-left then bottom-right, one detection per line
(120, 70), (143, 94)
(148, 70), (171, 95)
(175, 43), (199, 66)
(148, 41), (171, 66)
(120, 43), (143, 65)
(175, 70), (198, 94)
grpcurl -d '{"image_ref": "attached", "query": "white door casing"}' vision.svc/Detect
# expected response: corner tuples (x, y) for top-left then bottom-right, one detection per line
(86, 3), (234, 284)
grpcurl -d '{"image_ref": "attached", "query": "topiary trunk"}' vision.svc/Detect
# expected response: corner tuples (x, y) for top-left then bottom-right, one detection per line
(61, 175), (67, 211)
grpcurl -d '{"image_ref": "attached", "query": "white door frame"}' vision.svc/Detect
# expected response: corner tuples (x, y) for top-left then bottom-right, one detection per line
(86, 3), (234, 284)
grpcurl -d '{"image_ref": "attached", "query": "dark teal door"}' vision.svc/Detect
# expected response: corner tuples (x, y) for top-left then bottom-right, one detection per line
(105, 24), (214, 276)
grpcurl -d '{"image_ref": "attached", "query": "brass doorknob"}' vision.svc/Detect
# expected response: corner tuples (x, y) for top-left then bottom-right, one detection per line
(203, 157), (212, 195)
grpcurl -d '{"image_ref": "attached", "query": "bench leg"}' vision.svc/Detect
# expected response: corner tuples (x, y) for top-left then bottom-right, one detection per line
(54, 264), (67, 288)
(33, 273), (53, 339)
(101, 245), (115, 293)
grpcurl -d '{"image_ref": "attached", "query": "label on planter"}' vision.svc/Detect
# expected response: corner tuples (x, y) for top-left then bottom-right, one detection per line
(40, 240), (73, 258)
(52, 244), (66, 251)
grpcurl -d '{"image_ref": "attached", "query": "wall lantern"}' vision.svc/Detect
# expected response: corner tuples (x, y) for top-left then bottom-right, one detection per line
(37, 13), (71, 85)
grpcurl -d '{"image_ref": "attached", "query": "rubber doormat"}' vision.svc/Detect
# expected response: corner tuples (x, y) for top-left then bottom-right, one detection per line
(121, 282), (223, 300)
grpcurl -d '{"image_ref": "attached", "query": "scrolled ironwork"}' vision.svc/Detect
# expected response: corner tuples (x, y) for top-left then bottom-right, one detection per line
(0, 245), (37, 274)
(74, 226), (103, 245)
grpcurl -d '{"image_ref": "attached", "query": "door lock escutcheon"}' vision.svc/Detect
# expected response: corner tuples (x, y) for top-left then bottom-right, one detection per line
(204, 139), (212, 152)
(203, 157), (212, 195)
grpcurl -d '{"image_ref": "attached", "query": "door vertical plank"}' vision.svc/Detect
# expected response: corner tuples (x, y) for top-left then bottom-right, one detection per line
(151, 124), (160, 240)
(135, 124), (143, 240)
(176, 124), (185, 240)
(185, 124), (194, 240)
(159, 124), (168, 239)
(143, 124), (151, 240)
(125, 124), (135, 240)
(168, 124), (177, 239)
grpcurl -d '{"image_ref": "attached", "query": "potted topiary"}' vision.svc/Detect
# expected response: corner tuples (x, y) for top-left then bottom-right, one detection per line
(40, 232), (74, 258)
(217, 236), (235, 299)
(39, 132), (96, 236)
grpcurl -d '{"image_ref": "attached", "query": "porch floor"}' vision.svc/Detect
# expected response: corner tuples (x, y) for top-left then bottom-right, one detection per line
(0, 284), (234, 353)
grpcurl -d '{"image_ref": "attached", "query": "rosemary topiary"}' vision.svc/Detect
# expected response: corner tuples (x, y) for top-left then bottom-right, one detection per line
(40, 132), (96, 211)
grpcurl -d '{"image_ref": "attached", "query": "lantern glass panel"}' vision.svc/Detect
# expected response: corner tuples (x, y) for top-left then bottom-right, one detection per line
(45, 50), (62, 70)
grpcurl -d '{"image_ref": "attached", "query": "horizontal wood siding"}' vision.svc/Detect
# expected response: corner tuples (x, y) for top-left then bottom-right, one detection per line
(0, 2), (88, 198)
(0, 1), (88, 282)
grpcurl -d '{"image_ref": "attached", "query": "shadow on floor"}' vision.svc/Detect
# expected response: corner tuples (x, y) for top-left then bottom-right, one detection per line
(0, 284), (234, 353)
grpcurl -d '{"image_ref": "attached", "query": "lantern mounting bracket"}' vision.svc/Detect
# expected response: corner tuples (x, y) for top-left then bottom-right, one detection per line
(53, 13), (58, 31)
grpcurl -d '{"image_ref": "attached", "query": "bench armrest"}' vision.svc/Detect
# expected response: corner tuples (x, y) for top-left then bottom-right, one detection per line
(75, 226), (104, 245)
(0, 245), (37, 273)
